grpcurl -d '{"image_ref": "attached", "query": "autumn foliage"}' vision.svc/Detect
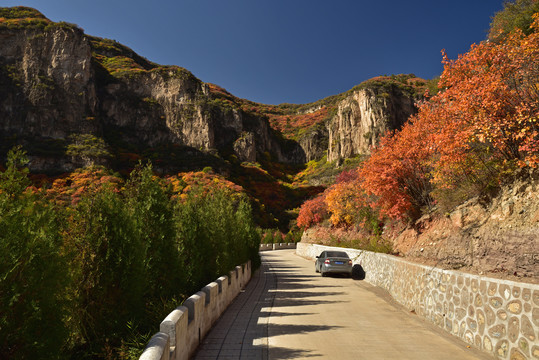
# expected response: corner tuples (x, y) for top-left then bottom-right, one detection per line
(299, 15), (539, 227)
(296, 193), (328, 228)
(0, 152), (261, 359)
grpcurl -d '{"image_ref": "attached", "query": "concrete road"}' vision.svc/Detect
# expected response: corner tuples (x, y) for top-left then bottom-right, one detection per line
(194, 249), (492, 359)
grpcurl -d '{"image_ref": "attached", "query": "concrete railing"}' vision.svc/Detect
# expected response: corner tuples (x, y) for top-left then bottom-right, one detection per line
(297, 243), (539, 360)
(259, 242), (297, 251)
(139, 261), (252, 360)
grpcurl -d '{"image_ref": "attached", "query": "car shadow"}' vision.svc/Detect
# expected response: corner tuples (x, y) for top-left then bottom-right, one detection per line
(351, 264), (366, 280)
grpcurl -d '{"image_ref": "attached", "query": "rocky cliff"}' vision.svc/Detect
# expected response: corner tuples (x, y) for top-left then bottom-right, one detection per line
(0, 9), (306, 173)
(327, 84), (417, 162)
(0, 7), (420, 175)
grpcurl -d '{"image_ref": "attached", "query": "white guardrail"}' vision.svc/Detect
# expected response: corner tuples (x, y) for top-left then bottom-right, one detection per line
(139, 261), (251, 360)
(259, 242), (297, 251)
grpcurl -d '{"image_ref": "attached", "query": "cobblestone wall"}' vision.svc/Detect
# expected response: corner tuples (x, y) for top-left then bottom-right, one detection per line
(297, 243), (539, 359)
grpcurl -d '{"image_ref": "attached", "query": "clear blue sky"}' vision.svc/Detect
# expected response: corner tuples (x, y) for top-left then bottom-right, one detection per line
(3, 1), (504, 105)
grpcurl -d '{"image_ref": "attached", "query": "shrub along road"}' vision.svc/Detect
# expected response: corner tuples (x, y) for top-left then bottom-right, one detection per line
(194, 250), (491, 359)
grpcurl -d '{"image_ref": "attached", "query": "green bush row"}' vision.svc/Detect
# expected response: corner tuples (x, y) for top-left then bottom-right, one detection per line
(0, 146), (260, 359)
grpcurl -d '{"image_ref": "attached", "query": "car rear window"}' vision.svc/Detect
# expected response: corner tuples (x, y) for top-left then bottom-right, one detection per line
(327, 251), (349, 258)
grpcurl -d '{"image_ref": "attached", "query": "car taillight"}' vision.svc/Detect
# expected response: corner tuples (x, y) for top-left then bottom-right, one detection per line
(348, 260), (352, 265)
(324, 259), (330, 264)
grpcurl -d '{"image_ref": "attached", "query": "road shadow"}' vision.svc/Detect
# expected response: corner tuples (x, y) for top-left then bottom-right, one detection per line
(259, 311), (314, 317)
(275, 281), (341, 290)
(271, 290), (346, 299)
(268, 346), (321, 359)
(272, 298), (348, 307)
(269, 323), (344, 336)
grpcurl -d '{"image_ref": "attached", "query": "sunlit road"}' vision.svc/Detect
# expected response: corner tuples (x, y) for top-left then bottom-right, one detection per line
(194, 250), (492, 359)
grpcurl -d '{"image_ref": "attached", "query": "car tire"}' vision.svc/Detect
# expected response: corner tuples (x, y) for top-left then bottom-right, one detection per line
(321, 271), (326, 277)
(315, 265), (319, 273)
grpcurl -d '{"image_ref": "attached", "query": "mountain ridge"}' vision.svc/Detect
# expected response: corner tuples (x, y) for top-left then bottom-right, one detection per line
(0, 6), (422, 229)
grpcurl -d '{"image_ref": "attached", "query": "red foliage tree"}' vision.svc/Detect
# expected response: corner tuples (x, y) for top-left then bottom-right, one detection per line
(358, 17), (539, 221)
(296, 193), (328, 229)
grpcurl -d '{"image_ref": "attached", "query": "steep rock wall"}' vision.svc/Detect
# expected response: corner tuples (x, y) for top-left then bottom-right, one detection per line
(327, 86), (416, 162)
(0, 11), (417, 173)
(0, 26), (97, 139)
(0, 22), (305, 173)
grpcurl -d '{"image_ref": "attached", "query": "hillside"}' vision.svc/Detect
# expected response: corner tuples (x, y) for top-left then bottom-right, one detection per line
(297, 1), (539, 282)
(0, 6), (422, 230)
(2, 6), (535, 279)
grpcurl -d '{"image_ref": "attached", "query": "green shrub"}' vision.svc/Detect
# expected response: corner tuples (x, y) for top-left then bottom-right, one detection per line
(0, 146), (69, 359)
(66, 185), (146, 354)
(175, 188), (260, 292)
(125, 163), (183, 302)
(489, 0), (539, 41)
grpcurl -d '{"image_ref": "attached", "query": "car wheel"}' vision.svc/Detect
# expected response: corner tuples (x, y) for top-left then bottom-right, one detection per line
(315, 264), (319, 273)
(321, 271), (326, 277)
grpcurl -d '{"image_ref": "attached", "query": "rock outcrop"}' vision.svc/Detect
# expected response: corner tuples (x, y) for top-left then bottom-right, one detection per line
(327, 85), (416, 162)
(0, 12), (306, 173)
(391, 170), (539, 279)
(0, 8), (417, 174)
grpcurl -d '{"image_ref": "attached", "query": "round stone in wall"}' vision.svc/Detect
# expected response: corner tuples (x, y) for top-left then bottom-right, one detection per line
(507, 300), (522, 314)
(521, 315), (536, 342)
(531, 290), (538, 306)
(500, 284), (511, 300)
(485, 305), (496, 325)
(508, 317), (520, 343)
(489, 324), (506, 339)
(532, 308), (539, 327)
(490, 297), (503, 308)
(510, 348), (527, 360)
(532, 345), (539, 359)
(496, 340), (509, 357)
(522, 288), (531, 302)
(488, 282), (497, 296)
(518, 337), (530, 357)
(483, 335), (492, 352)
(476, 309), (486, 334)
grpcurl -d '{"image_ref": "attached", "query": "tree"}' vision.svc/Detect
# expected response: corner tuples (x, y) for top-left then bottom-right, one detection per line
(66, 133), (111, 167)
(0, 146), (69, 359)
(489, 0), (539, 42)
(359, 16), (539, 219)
(125, 163), (183, 303)
(297, 193), (328, 229)
(66, 185), (146, 354)
(359, 122), (434, 221)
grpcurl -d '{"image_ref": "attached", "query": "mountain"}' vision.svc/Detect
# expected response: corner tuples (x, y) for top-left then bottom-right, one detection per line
(0, 6), (425, 229)
(0, 7), (425, 171)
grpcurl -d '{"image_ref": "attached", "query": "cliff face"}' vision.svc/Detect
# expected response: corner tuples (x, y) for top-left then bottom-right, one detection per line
(0, 16), (306, 173)
(0, 8), (418, 174)
(0, 26), (97, 149)
(327, 86), (416, 162)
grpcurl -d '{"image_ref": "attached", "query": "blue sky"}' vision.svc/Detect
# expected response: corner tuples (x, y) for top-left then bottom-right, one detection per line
(3, 1), (504, 104)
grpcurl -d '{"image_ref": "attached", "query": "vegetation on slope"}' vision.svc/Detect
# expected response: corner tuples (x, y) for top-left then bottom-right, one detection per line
(0, 6), (80, 32)
(489, 0), (539, 41)
(4, 3), (538, 358)
(208, 74), (433, 141)
(298, 5), (539, 254)
(0, 147), (260, 359)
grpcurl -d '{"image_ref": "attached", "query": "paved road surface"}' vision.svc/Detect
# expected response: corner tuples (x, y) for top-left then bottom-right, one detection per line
(194, 250), (492, 359)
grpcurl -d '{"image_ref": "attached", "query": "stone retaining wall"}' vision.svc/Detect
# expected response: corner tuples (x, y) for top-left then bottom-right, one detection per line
(139, 261), (252, 360)
(297, 243), (539, 360)
(259, 242), (297, 251)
